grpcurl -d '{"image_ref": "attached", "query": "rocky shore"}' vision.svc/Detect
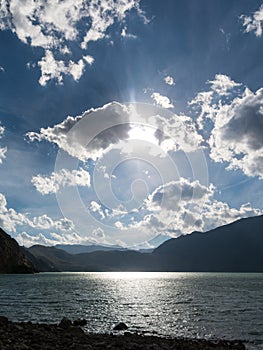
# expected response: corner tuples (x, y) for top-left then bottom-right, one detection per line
(0, 316), (246, 350)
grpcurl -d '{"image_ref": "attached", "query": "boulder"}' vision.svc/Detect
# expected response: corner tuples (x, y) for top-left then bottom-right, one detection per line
(58, 317), (72, 329)
(113, 322), (128, 331)
(73, 318), (87, 327)
(0, 316), (8, 324)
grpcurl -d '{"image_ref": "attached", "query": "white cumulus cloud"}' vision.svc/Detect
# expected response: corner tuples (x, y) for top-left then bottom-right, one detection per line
(38, 50), (94, 86)
(207, 74), (241, 96)
(27, 102), (132, 161)
(0, 192), (74, 234)
(241, 4), (263, 37)
(130, 179), (263, 237)
(190, 74), (263, 179)
(164, 75), (175, 86)
(151, 92), (174, 109)
(32, 168), (91, 195)
(0, 0), (145, 85)
(27, 101), (203, 162)
(209, 87), (263, 178)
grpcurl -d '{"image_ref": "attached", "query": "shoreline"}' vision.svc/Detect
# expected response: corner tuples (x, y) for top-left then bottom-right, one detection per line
(0, 316), (246, 350)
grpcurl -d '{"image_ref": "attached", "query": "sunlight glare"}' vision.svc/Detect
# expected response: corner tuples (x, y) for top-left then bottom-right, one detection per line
(128, 125), (158, 144)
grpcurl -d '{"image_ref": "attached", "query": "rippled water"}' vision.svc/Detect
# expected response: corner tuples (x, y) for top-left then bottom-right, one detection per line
(0, 272), (262, 349)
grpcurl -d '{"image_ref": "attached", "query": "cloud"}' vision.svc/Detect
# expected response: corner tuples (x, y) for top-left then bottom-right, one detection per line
(0, 125), (6, 164)
(32, 168), (91, 195)
(27, 101), (203, 162)
(208, 87), (263, 178)
(152, 113), (203, 153)
(207, 74), (241, 96)
(241, 4), (263, 37)
(0, 126), (5, 137)
(16, 230), (98, 247)
(189, 91), (215, 130)
(26, 102), (203, 164)
(189, 74), (263, 179)
(0, 192), (74, 234)
(38, 50), (94, 86)
(89, 201), (105, 220)
(92, 227), (105, 238)
(121, 26), (137, 39)
(0, 147), (6, 163)
(164, 75), (175, 86)
(151, 92), (174, 109)
(130, 179), (263, 237)
(0, 0), (145, 84)
(146, 178), (212, 212)
(27, 102), (132, 161)
(189, 74), (243, 130)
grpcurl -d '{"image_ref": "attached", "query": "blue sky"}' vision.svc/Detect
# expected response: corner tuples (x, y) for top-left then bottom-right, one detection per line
(0, 0), (263, 247)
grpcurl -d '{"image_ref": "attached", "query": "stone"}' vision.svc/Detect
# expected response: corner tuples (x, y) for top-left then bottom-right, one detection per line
(113, 322), (128, 331)
(58, 317), (72, 329)
(0, 316), (8, 324)
(73, 318), (87, 327)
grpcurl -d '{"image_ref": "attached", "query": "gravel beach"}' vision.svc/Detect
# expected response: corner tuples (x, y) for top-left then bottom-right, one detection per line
(0, 316), (246, 350)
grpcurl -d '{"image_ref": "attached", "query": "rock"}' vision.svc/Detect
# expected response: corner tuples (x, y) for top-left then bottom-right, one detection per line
(0, 316), (8, 324)
(58, 317), (72, 329)
(113, 322), (128, 331)
(73, 318), (87, 327)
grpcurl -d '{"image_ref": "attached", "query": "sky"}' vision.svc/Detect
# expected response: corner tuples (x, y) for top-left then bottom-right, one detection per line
(1, 0), (263, 248)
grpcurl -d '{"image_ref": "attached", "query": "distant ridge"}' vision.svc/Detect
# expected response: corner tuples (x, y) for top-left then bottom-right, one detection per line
(55, 233), (171, 254)
(24, 215), (263, 272)
(55, 244), (128, 255)
(0, 228), (35, 274)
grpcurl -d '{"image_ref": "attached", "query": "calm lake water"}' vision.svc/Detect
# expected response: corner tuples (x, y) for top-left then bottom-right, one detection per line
(0, 272), (262, 349)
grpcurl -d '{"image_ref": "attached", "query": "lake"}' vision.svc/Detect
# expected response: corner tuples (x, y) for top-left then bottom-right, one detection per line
(0, 272), (262, 349)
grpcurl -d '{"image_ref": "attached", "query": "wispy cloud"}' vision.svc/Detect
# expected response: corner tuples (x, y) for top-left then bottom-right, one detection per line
(0, 125), (6, 164)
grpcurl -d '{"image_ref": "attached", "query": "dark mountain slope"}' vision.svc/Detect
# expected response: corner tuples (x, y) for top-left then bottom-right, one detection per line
(154, 215), (263, 272)
(0, 228), (35, 273)
(25, 245), (78, 272)
(25, 245), (155, 272)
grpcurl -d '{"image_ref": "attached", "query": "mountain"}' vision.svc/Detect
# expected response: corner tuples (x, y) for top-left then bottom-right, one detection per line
(55, 234), (171, 255)
(0, 228), (36, 273)
(154, 215), (263, 272)
(55, 244), (128, 254)
(132, 233), (172, 252)
(24, 215), (263, 272)
(25, 245), (153, 272)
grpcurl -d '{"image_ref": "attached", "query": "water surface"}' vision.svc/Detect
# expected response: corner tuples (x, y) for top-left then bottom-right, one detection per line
(0, 272), (262, 348)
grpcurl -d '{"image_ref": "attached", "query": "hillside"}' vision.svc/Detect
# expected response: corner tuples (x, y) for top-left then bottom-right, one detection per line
(154, 215), (263, 272)
(0, 228), (35, 273)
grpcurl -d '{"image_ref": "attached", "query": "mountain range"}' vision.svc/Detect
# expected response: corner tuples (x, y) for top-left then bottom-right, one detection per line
(0, 215), (263, 273)
(54, 234), (171, 254)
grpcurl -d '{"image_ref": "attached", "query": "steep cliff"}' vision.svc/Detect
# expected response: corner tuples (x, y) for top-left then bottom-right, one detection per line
(0, 228), (36, 273)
